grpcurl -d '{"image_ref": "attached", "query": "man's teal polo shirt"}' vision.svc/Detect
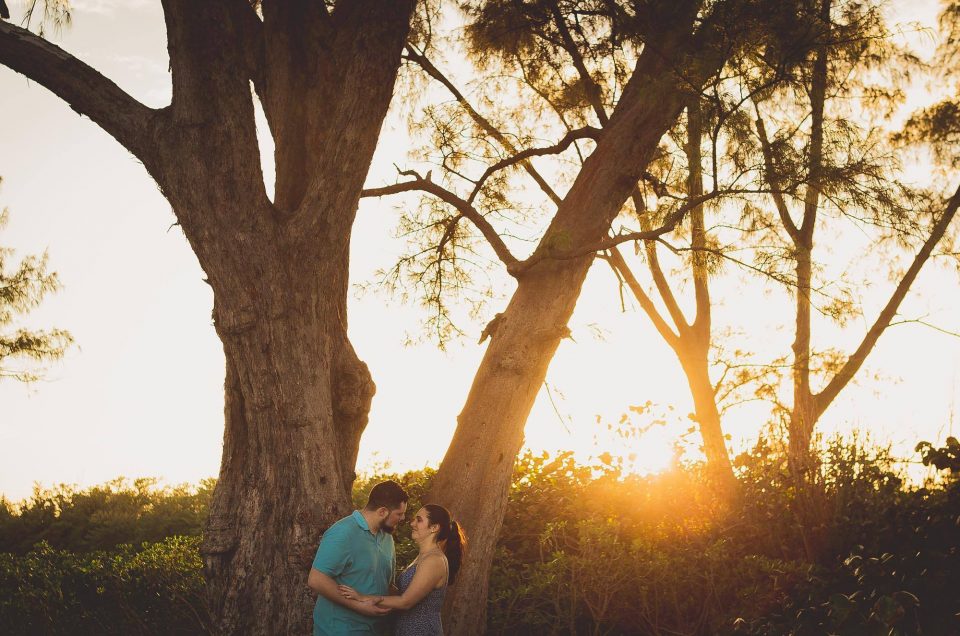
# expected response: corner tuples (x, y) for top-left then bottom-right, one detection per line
(312, 510), (395, 635)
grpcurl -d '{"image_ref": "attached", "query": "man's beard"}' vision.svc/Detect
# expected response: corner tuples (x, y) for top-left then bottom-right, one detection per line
(381, 521), (397, 535)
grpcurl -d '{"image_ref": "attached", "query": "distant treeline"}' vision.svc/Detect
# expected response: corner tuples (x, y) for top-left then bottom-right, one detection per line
(1, 436), (958, 635)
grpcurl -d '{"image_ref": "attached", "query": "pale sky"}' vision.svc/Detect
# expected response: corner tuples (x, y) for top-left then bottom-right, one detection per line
(1, 0), (958, 502)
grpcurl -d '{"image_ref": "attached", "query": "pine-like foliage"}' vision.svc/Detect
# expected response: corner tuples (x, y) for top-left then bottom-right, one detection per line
(0, 181), (72, 383)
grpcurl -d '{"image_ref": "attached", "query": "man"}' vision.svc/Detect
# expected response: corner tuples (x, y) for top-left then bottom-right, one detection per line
(308, 480), (409, 635)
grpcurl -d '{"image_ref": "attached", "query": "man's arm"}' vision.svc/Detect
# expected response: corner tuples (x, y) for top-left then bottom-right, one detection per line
(338, 555), (446, 611)
(308, 568), (389, 617)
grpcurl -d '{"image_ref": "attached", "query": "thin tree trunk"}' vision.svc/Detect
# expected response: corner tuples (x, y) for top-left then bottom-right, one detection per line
(608, 99), (737, 491)
(789, 244), (817, 479)
(787, 0), (830, 482)
(682, 98), (736, 490)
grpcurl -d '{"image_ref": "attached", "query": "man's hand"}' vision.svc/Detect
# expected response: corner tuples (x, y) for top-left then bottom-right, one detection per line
(309, 568), (390, 617)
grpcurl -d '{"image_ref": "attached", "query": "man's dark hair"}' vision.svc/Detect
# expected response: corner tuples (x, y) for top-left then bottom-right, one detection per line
(364, 480), (408, 511)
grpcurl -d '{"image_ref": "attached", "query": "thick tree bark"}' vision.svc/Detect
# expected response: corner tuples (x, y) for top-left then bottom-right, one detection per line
(201, 240), (375, 634)
(429, 10), (732, 631)
(1, 1), (415, 632)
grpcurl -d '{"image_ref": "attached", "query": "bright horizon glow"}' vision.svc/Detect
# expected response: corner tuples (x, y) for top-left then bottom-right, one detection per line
(1, 0), (958, 503)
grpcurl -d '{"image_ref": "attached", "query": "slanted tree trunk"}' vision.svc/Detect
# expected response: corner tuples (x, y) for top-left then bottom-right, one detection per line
(0, 1), (415, 632)
(678, 351), (735, 481)
(429, 14), (732, 631)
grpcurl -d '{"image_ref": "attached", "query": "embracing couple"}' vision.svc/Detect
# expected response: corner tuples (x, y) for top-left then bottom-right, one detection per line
(308, 480), (467, 636)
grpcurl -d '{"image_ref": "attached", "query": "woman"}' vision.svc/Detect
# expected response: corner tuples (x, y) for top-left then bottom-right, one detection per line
(339, 504), (466, 635)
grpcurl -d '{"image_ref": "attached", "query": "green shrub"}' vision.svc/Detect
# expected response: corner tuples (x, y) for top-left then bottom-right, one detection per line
(0, 437), (957, 635)
(0, 536), (207, 635)
(0, 478), (212, 554)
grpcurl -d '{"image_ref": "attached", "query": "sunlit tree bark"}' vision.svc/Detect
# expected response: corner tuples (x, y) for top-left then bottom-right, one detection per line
(365, 1), (807, 630)
(607, 98), (737, 492)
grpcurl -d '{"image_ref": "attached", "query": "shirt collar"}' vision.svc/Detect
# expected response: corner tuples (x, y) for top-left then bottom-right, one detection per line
(352, 510), (374, 533)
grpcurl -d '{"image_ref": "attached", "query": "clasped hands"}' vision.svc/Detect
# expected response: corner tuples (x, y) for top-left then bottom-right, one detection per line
(338, 584), (390, 616)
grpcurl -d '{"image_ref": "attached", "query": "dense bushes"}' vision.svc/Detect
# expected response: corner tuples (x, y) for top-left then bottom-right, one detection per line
(0, 536), (206, 635)
(0, 477), (212, 554)
(1, 438), (958, 635)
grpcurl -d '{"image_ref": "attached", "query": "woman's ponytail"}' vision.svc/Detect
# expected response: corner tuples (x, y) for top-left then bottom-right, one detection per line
(424, 504), (468, 585)
(445, 520), (466, 584)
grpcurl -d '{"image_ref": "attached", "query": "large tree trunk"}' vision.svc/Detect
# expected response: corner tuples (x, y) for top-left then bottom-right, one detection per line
(201, 234), (375, 634)
(0, 2), (414, 632)
(429, 13), (729, 630)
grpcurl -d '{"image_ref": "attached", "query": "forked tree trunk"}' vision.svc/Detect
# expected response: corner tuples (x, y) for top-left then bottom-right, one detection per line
(787, 0), (829, 482)
(611, 244), (737, 492)
(609, 98), (737, 492)
(429, 14), (730, 630)
(0, 2), (414, 632)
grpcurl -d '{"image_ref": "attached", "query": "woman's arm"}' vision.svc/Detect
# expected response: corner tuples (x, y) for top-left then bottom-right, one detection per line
(310, 569), (390, 617)
(375, 556), (445, 611)
(339, 555), (445, 611)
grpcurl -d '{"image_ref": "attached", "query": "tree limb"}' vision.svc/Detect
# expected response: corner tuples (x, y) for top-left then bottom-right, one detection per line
(404, 44), (563, 206)
(0, 19), (157, 162)
(635, 190), (690, 334)
(362, 172), (523, 276)
(467, 126), (601, 204)
(606, 246), (681, 349)
(546, 0), (609, 126)
(813, 184), (960, 418)
(232, 0), (267, 107)
(686, 98), (712, 334)
(755, 111), (802, 244)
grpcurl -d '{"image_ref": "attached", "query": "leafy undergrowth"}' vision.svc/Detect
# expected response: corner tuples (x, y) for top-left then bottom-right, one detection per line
(1, 437), (958, 635)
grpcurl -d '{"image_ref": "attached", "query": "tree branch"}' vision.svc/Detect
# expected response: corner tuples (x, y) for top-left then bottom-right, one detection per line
(813, 184), (960, 418)
(0, 20), (157, 162)
(362, 172), (523, 276)
(404, 44), (563, 206)
(606, 246), (680, 349)
(232, 0), (267, 106)
(521, 189), (724, 274)
(467, 126), (601, 204)
(635, 190), (690, 334)
(546, 0), (609, 126)
(755, 111), (801, 244)
(686, 99), (711, 334)
(888, 317), (960, 338)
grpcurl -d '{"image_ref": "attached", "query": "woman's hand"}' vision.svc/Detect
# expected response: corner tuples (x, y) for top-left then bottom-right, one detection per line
(338, 584), (372, 603)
